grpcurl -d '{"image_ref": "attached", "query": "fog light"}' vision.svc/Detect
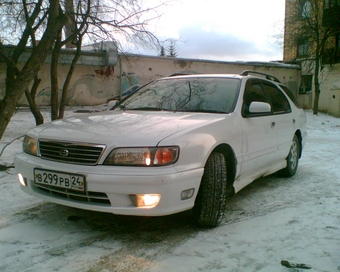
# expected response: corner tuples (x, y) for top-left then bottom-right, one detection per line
(132, 194), (161, 208)
(181, 188), (195, 200)
(18, 173), (27, 186)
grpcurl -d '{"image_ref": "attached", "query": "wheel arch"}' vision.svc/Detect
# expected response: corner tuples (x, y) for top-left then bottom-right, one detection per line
(294, 130), (303, 158)
(211, 144), (237, 195)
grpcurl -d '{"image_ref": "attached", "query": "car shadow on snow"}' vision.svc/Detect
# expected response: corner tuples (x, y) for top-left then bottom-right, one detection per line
(68, 208), (199, 234)
(16, 171), (301, 236)
(16, 200), (202, 239)
(20, 173), (296, 229)
(17, 172), (294, 234)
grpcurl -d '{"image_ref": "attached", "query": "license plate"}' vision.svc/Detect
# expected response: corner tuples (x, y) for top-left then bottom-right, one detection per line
(34, 169), (85, 192)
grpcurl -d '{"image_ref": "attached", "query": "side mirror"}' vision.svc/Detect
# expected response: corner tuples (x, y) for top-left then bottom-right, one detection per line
(249, 102), (271, 114)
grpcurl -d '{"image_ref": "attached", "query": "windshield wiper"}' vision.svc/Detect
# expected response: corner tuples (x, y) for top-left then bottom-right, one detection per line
(126, 107), (165, 111)
(176, 109), (227, 114)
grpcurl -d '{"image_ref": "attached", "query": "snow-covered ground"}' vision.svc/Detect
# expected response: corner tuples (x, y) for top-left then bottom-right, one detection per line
(0, 107), (339, 272)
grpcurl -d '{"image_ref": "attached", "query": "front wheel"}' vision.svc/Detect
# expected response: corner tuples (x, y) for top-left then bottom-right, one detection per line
(193, 152), (228, 227)
(279, 135), (300, 177)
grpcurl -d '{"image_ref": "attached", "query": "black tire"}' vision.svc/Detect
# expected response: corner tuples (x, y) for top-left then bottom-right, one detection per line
(193, 152), (228, 227)
(279, 134), (300, 177)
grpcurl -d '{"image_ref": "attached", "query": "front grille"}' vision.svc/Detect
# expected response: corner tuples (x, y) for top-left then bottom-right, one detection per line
(35, 183), (111, 205)
(39, 140), (105, 165)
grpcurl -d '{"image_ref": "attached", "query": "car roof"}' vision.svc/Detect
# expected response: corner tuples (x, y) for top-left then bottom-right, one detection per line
(164, 74), (243, 79)
(163, 70), (281, 84)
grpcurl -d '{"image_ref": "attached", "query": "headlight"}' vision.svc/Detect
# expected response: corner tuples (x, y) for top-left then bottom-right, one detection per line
(23, 136), (37, 156)
(104, 146), (179, 166)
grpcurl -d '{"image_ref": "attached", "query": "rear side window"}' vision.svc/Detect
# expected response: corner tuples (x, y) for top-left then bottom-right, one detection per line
(280, 84), (302, 109)
(263, 83), (291, 114)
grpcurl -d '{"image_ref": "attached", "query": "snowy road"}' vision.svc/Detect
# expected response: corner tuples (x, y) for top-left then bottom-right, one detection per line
(0, 108), (339, 272)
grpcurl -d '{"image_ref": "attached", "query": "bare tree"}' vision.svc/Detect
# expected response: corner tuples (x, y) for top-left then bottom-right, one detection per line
(50, 0), (164, 120)
(0, 0), (67, 139)
(273, 20), (285, 50)
(49, 0), (89, 120)
(284, 0), (340, 114)
(0, 0), (164, 139)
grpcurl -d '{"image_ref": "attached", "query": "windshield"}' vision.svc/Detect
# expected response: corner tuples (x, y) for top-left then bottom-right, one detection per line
(115, 77), (240, 113)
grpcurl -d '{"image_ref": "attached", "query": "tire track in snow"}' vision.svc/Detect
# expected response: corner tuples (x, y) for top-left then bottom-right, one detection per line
(1, 202), (199, 272)
(0, 203), (114, 271)
(82, 211), (200, 272)
(0, 233), (109, 272)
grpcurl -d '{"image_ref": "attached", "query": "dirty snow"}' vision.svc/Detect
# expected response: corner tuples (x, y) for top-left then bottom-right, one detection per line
(0, 107), (339, 272)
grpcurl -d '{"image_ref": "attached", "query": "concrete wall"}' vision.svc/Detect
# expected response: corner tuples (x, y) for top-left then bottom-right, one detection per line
(1, 47), (302, 107)
(120, 55), (299, 89)
(298, 62), (340, 115)
(5, 44), (340, 115)
(319, 64), (340, 116)
(118, 55), (302, 102)
(13, 63), (117, 106)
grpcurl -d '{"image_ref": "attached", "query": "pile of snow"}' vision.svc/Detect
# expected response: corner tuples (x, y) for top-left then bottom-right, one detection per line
(0, 107), (339, 272)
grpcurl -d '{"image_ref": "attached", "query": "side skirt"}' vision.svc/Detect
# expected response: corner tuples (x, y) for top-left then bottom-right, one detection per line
(233, 160), (287, 193)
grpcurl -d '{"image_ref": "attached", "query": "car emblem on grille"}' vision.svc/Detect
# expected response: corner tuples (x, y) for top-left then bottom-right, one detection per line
(59, 148), (69, 157)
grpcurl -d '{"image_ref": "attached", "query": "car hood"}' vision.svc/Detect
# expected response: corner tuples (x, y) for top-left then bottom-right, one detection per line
(28, 110), (225, 147)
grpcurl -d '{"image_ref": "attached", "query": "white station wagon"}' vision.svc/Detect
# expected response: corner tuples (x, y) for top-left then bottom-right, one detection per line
(15, 71), (307, 227)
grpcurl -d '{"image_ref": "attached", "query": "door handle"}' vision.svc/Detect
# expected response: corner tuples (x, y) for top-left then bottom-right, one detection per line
(292, 119), (296, 124)
(271, 122), (276, 128)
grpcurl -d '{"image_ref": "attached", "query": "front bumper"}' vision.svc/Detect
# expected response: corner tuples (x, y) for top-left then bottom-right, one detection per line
(14, 153), (204, 216)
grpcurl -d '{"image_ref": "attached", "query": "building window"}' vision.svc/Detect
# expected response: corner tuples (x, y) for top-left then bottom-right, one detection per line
(323, 0), (340, 26)
(321, 35), (340, 64)
(324, 0), (339, 9)
(297, 39), (309, 57)
(299, 75), (313, 94)
(298, 0), (311, 19)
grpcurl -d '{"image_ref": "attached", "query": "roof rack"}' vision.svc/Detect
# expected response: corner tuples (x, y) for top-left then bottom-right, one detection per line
(240, 70), (281, 83)
(167, 73), (191, 77)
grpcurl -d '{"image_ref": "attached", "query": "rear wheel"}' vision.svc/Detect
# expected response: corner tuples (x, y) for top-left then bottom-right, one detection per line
(193, 152), (228, 227)
(279, 134), (300, 177)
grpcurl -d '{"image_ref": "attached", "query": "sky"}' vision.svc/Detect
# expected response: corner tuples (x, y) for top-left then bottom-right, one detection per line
(129, 0), (286, 62)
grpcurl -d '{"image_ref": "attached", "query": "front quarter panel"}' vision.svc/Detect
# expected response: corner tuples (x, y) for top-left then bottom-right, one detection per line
(159, 113), (242, 173)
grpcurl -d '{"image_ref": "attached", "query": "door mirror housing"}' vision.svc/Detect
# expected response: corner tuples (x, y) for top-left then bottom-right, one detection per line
(249, 102), (271, 114)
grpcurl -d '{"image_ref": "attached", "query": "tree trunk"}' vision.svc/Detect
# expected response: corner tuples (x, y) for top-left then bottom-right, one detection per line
(64, 0), (77, 48)
(51, 32), (62, 121)
(313, 85), (320, 115)
(59, 36), (82, 119)
(0, 93), (21, 139)
(313, 53), (321, 115)
(25, 76), (44, 126)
